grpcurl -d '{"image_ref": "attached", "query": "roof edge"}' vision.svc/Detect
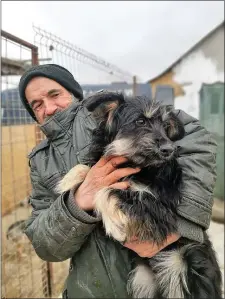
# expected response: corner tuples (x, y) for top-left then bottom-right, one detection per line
(148, 20), (224, 83)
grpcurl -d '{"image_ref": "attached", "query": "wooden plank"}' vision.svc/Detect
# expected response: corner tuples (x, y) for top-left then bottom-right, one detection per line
(1, 124), (36, 216)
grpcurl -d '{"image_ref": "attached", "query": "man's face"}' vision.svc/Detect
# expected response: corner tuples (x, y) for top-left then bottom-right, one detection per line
(25, 77), (73, 124)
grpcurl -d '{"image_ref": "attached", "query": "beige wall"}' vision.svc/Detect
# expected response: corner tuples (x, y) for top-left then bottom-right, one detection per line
(149, 70), (184, 98)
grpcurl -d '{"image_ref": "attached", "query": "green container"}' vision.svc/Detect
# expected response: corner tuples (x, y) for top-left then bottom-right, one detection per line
(199, 82), (224, 200)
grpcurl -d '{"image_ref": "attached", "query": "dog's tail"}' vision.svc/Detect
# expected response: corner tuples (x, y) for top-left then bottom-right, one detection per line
(127, 237), (222, 299)
(179, 236), (222, 299)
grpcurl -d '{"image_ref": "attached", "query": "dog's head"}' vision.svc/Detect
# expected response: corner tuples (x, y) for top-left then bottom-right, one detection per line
(85, 91), (185, 168)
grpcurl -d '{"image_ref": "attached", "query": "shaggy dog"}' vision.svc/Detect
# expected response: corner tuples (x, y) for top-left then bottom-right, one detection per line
(56, 91), (222, 299)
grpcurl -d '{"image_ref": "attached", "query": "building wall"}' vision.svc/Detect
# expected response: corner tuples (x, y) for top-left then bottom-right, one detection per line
(200, 24), (224, 72)
(172, 25), (224, 119)
(149, 70), (184, 98)
(173, 50), (224, 119)
(149, 24), (224, 119)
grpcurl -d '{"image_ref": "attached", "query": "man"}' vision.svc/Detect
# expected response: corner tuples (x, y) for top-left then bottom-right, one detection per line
(19, 64), (217, 298)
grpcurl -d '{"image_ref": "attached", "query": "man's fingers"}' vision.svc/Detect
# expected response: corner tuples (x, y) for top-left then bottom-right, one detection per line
(165, 233), (180, 245)
(124, 233), (180, 258)
(104, 156), (129, 174)
(107, 167), (140, 184)
(95, 155), (128, 171)
(95, 156), (114, 167)
(110, 181), (130, 190)
(138, 249), (159, 258)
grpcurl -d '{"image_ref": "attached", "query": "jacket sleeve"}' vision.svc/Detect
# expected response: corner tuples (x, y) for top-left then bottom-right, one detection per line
(173, 109), (217, 242)
(24, 160), (101, 262)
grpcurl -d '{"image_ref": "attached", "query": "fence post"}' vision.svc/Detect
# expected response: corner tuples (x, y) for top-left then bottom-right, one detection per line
(132, 75), (137, 96)
(31, 47), (39, 66)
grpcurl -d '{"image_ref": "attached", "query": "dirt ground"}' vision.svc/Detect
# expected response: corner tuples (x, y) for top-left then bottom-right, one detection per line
(2, 205), (69, 298)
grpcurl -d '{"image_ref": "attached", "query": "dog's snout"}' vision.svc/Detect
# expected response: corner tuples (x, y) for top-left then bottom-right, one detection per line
(159, 144), (175, 158)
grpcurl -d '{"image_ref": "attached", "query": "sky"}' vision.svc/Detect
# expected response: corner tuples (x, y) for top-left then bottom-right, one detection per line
(2, 1), (224, 84)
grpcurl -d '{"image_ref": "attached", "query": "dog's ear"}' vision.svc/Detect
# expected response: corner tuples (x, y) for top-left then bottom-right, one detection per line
(163, 110), (185, 141)
(84, 90), (125, 121)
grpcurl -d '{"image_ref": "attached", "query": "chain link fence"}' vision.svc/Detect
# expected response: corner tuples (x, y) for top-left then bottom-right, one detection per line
(1, 30), (51, 298)
(1, 26), (135, 298)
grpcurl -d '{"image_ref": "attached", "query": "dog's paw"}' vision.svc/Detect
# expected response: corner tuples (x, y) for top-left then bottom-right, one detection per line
(95, 188), (128, 242)
(55, 164), (90, 194)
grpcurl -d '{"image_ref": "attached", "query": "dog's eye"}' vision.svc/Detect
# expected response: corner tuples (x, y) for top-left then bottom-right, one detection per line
(136, 118), (146, 126)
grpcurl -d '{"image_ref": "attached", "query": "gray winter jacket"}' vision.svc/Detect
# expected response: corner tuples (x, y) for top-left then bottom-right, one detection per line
(25, 101), (217, 298)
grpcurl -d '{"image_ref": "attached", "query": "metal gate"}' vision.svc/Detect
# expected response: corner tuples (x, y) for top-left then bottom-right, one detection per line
(199, 82), (224, 200)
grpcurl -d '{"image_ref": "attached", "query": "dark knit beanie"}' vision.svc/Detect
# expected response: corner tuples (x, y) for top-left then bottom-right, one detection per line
(19, 64), (83, 121)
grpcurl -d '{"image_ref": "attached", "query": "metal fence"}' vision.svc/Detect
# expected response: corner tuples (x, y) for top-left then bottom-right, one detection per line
(1, 27), (135, 298)
(33, 25), (134, 87)
(1, 30), (51, 298)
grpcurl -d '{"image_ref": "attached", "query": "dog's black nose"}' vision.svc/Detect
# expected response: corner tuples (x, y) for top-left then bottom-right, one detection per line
(159, 144), (175, 157)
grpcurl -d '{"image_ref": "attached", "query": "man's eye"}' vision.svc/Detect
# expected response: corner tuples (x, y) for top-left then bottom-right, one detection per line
(51, 93), (59, 98)
(33, 103), (42, 111)
(136, 118), (146, 126)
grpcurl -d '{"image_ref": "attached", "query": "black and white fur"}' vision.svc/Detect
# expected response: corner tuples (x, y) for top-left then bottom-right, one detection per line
(56, 91), (222, 299)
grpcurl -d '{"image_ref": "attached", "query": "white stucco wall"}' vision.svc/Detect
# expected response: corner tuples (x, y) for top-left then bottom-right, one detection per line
(173, 50), (224, 119)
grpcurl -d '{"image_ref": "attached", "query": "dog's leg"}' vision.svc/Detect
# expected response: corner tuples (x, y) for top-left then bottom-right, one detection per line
(94, 188), (129, 242)
(127, 249), (187, 299)
(55, 164), (90, 194)
(150, 249), (188, 299)
(127, 262), (157, 299)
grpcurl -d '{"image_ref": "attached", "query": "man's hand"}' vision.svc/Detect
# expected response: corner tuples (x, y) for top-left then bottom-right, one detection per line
(75, 156), (140, 211)
(124, 234), (180, 258)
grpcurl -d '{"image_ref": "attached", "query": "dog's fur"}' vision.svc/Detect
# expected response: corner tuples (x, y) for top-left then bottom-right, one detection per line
(56, 91), (222, 299)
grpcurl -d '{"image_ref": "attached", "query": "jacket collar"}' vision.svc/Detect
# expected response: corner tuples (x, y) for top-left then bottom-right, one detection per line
(39, 101), (80, 140)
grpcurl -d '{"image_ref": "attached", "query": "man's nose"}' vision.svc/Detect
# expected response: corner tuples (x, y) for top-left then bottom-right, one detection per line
(45, 102), (58, 116)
